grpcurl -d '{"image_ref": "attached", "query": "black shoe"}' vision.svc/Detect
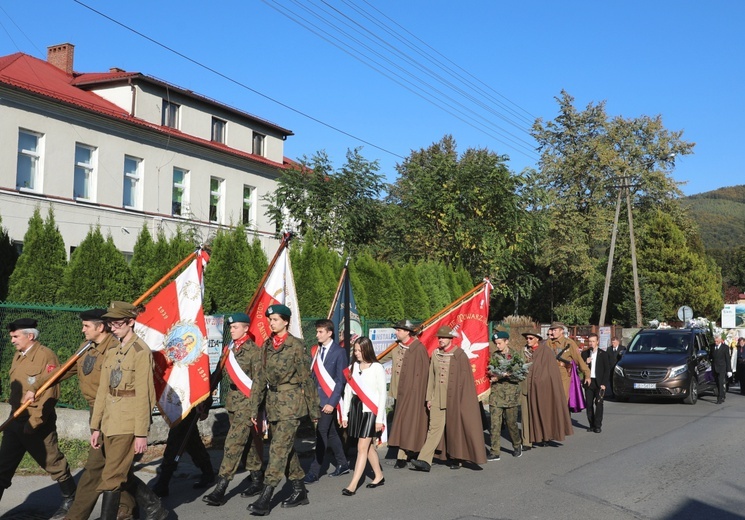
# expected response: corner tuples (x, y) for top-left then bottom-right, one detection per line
(448, 460), (461, 470)
(394, 459), (408, 469)
(594, 427), (602, 433)
(203, 475), (229, 506)
(281, 479), (309, 508)
(522, 445), (532, 451)
(341, 488), (356, 496)
(302, 472), (319, 484)
(50, 476), (77, 520)
(513, 445), (522, 458)
(240, 471), (264, 497)
(486, 450), (500, 461)
(410, 459), (431, 472)
(532, 442), (545, 448)
(133, 476), (169, 520)
(365, 478), (385, 489)
(248, 484), (274, 516)
(329, 464), (350, 477)
(586, 427), (594, 432)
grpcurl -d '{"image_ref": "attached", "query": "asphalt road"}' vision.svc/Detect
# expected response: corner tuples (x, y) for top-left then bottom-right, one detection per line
(3, 387), (745, 520)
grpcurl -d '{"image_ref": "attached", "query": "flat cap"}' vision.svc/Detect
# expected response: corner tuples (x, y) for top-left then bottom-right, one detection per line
(103, 301), (139, 319)
(79, 308), (107, 321)
(548, 322), (567, 330)
(265, 304), (291, 318)
(392, 319), (417, 333)
(227, 312), (250, 324)
(435, 326), (458, 339)
(7, 318), (38, 331)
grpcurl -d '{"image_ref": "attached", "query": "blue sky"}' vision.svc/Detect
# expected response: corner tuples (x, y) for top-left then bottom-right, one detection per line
(1, 1), (742, 196)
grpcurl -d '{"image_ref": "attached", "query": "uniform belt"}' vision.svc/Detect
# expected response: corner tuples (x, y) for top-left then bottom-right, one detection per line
(109, 387), (136, 397)
(267, 383), (298, 392)
(229, 384), (238, 391)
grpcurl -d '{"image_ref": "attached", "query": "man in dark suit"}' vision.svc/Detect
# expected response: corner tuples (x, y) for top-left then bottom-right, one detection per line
(304, 319), (349, 483)
(605, 337), (625, 398)
(581, 333), (609, 433)
(711, 335), (730, 404)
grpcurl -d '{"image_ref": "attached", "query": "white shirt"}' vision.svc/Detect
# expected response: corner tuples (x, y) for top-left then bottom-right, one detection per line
(589, 349), (597, 379)
(342, 362), (387, 425)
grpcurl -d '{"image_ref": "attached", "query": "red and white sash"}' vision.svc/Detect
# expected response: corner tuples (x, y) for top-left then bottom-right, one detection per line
(343, 364), (387, 443)
(311, 344), (343, 421)
(226, 342), (253, 398)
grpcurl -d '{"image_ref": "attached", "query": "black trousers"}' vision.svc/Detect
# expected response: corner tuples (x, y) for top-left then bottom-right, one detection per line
(160, 409), (212, 473)
(714, 369), (727, 401)
(584, 379), (604, 429)
(308, 409), (347, 475)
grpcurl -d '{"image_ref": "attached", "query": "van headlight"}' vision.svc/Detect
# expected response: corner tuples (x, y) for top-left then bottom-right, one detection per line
(669, 364), (688, 378)
(614, 365), (624, 377)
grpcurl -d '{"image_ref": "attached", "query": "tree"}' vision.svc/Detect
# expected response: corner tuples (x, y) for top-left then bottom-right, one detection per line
(395, 262), (430, 321)
(416, 261), (451, 317)
(7, 207), (67, 304)
(204, 224), (257, 314)
(0, 214), (18, 301)
(129, 223), (155, 296)
(351, 253), (404, 322)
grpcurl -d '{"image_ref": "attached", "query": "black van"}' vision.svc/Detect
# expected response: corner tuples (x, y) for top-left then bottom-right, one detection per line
(612, 328), (716, 404)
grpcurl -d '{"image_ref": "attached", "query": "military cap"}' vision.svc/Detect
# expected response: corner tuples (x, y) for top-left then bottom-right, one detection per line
(548, 322), (567, 330)
(392, 319), (417, 333)
(79, 308), (107, 321)
(7, 318), (38, 331)
(522, 329), (543, 340)
(227, 312), (250, 324)
(103, 301), (139, 319)
(492, 330), (510, 340)
(435, 326), (458, 339)
(265, 304), (291, 318)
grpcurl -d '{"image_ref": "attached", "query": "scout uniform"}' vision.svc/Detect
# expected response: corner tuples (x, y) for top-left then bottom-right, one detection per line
(0, 318), (75, 513)
(247, 304), (320, 516)
(487, 331), (523, 459)
(547, 322), (590, 401)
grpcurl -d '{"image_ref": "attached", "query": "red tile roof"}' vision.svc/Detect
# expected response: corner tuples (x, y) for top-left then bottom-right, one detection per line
(0, 52), (290, 170)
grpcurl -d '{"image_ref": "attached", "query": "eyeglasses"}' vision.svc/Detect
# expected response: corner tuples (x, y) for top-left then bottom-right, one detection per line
(109, 320), (129, 329)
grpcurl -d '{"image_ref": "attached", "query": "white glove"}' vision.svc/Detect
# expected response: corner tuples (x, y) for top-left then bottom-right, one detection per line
(727, 372), (733, 378)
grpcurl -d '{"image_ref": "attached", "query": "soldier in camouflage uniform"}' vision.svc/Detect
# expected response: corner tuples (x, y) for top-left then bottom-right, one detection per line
(248, 304), (320, 516)
(203, 313), (263, 506)
(486, 331), (524, 461)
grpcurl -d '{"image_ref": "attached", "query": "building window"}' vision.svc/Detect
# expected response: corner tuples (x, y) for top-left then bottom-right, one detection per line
(212, 117), (226, 144)
(74, 143), (96, 201)
(123, 155), (142, 209)
(209, 177), (224, 223)
(172, 167), (189, 216)
(252, 132), (265, 156)
(17, 129), (43, 191)
(242, 185), (255, 225)
(162, 99), (180, 129)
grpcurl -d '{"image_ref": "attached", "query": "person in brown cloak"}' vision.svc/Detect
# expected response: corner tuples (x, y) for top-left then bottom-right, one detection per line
(410, 327), (487, 472)
(384, 320), (430, 469)
(524, 330), (574, 446)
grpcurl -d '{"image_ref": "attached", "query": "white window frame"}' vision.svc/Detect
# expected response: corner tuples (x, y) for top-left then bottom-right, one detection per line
(209, 176), (224, 224)
(212, 117), (226, 144)
(172, 167), (189, 217)
(252, 132), (265, 156)
(74, 143), (96, 201)
(162, 99), (180, 129)
(123, 155), (143, 210)
(242, 185), (256, 226)
(17, 129), (44, 192)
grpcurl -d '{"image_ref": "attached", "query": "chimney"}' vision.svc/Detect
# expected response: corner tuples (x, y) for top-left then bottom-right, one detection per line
(47, 43), (75, 75)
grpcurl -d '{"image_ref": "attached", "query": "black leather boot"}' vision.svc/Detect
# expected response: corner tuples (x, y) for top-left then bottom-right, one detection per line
(100, 491), (121, 520)
(193, 460), (215, 489)
(248, 485), (274, 516)
(50, 475), (77, 520)
(134, 477), (168, 520)
(281, 479), (309, 508)
(152, 468), (173, 498)
(202, 475), (229, 506)
(240, 471), (264, 497)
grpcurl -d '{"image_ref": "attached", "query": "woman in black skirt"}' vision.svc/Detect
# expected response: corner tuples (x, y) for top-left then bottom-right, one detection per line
(341, 336), (386, 495)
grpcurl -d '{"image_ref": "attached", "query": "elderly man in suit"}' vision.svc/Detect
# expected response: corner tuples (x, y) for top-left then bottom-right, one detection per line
(605, 337), (625, 398)
(581, 333), (610, 433)
(711, 335), (731, 404)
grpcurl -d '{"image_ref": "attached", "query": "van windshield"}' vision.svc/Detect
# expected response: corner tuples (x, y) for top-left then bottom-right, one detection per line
(627, 332), (690, 354)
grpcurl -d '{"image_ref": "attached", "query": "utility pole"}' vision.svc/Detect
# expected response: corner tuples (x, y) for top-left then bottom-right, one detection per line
(627, 184), (643, 327)
(598, 189), (622, 326)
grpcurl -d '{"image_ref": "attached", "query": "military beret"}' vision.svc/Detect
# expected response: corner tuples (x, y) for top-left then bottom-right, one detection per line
(103, 301), (139, 319)
(492, 330), (510, 340)
(79, 308), (107, 321)
(265, 304), (291, 318)
(548, 322), (567, 330)
(227, 313), (250, 325)
(435, 326), (457, 339)
(7, 318), (38, 331)
(392, 319), (417, 333)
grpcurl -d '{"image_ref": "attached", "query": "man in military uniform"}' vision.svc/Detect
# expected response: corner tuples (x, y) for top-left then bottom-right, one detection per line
(202, 313), (263, 506)
(23, 309), (136, 520)
(0, 318), (76, 518)
(546, 322), (590, 401)
(89, 302), (167, 520)
(486, 331), (524, 461)
(382, 319), (430, 469)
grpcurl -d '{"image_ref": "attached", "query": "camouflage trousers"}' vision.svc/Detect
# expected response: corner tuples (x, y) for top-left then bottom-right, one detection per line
(489, 405), (521, 453)
(264, 418), (303, 487)
(218, 409), (263, 480)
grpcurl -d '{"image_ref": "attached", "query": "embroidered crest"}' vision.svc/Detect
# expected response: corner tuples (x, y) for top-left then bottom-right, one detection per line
(45, 364), (56, 373)
(27, 376), (36, 385)
(110, 367), (123, 388)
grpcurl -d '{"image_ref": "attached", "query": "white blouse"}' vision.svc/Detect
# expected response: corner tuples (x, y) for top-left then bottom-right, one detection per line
(342, 361), (387, 425)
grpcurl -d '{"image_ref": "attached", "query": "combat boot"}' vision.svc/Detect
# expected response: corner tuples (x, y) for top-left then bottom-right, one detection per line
(193, 459), (215, 489)
(50, 475), (77, 520)
(239, 471), (264, 497)
(281, 479), (309, 508)
(134, 477), (168, 520)
(151, 467), (173, 497)
(202, 475), (229, 506)
(100, 491), (121, 520)
(247, 484), (274, 516)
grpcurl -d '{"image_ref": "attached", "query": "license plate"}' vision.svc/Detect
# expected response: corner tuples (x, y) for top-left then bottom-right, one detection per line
(634, 383), (656, 389)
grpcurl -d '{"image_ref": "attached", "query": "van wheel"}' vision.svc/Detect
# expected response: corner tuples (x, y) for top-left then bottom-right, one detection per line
(683, 378), (698, 405)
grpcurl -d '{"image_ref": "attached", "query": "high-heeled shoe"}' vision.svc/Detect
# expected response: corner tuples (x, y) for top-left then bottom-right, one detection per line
(365, 478), (385, 489)
(341, 488), (356, 496)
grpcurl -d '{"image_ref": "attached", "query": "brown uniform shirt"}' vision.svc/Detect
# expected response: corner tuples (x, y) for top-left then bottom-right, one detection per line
(426, 349), (453, 410)
(9, 341), (60, 429)
(547, 336), (590, 398)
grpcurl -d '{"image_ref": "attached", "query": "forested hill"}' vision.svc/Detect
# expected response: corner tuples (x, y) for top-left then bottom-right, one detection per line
(684, 185), (745, 250)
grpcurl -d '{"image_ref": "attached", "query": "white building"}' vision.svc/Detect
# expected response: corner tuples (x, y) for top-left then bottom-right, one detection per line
(0, 43), (293, 258)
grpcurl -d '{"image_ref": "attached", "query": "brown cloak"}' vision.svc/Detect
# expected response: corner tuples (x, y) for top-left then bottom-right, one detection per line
(527, 342), (574, 443)
(434, 348), (487, 464)
(387, 339), (430, 452)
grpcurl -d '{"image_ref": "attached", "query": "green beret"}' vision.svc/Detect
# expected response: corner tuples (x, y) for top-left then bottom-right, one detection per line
(492, 330), (510, 340)
(265, 304), (291, 318)
(227, 313), (250, 325)
(103, 301), (139, 319)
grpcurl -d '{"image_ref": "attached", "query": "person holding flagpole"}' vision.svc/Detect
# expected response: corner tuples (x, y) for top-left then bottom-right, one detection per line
(248, 304), (320, 516)
(340, 336), (386, 496)
(303, 319), (349, 484)
(203, 313), (264, 506)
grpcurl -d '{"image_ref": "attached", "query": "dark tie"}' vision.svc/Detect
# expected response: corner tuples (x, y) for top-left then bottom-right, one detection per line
(320, 346), (326, 362)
